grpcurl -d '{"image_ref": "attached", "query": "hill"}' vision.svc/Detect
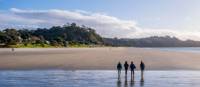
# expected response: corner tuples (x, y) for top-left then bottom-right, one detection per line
(103, 36), (200, 47)
(0, 23), (103, 47)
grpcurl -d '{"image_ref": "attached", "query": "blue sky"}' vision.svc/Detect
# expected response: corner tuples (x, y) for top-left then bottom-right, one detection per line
(1, 0), (200, 40)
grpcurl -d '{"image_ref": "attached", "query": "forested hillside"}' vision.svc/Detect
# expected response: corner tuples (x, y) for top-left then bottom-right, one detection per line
(0, 23), (103, 47)
(104, 36), (200, 47)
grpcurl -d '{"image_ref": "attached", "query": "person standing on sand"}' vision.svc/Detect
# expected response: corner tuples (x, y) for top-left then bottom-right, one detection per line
(140, 61), (145, 82)
(117, 62), (122, 80)
(11, 48), (14, 52)
(124, 61), (129, 78)
(130, 61), (136, 80)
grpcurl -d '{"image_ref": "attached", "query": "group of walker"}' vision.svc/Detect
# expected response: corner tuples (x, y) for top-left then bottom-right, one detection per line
(117, 60), (145, 82)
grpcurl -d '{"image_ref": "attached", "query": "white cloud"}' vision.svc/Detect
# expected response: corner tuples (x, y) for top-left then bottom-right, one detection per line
(1, 8), (200, 41)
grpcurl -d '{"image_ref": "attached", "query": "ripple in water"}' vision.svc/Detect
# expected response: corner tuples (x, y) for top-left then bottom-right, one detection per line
(0, 70), (200, 87)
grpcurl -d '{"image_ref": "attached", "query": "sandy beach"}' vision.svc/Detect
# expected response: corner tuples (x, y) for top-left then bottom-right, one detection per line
(0, 47), (200, 70)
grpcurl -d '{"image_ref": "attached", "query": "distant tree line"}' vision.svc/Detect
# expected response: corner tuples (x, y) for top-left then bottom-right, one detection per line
(104, 36), (200, 47)
(0, 23), (103, 47)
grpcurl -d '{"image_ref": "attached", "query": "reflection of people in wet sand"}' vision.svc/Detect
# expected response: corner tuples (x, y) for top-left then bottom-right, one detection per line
(117, 62), (122, 80)
(117, 80), (122, 87)
(140, 61), (145, 82)
(130, 61), (136, 81)
(124, 80), (128, 87)
(130, 81), (134, 87)
(124, 61), (129, 78)
(140, 81), (144, 87)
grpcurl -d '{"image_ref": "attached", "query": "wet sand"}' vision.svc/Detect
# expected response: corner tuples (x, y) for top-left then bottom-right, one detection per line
(0, 47), (200, 70)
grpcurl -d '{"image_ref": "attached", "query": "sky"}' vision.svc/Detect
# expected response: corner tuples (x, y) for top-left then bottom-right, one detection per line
(1, 0), (200, 40)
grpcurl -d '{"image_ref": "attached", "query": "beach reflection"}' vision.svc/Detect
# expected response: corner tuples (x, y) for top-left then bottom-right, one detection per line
(130, 80), (135, 87)
(140, 81), (144, 87)
(117, 80), (144, 87)
(124, 80), (128, 87)
(1, 70), (200, 87)
(117, 78), (146, 87)
(117, 80), (122, 87)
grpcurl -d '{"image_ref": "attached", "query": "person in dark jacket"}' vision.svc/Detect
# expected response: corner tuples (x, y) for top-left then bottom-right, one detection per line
(124, 61), (129, 77)
(117, 62), (122, 80)
(140, 60), (145, 82)
(130, 61), (136, 80)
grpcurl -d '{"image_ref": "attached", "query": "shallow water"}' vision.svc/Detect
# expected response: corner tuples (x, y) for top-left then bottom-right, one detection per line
(148, 47), (200, 53)
(1, 70), (200, 87)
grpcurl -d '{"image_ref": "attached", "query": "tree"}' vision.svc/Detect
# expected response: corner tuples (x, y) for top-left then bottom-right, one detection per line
(3, 29), (21, 45)
(0, 23), (104, 47)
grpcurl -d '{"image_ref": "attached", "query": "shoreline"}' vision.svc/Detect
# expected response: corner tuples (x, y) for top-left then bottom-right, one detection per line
(1, 47), (200, 70)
